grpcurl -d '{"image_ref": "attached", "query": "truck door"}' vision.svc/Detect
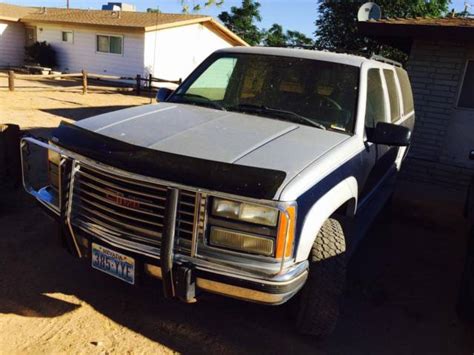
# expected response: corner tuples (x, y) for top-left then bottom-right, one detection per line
(360, 68), (392, 202)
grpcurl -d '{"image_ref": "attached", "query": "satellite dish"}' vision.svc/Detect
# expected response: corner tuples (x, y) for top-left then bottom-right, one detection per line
(357, 2), (382, 21)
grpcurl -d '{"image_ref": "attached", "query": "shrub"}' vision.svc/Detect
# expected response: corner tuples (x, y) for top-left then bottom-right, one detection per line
(25, 41), (57, 68)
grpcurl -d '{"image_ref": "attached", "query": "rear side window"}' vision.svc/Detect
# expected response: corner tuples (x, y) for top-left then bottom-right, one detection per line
(458, 60), (474, 109)
(365, 69), (386, 129)
(395, 67), (414, 114)
(383, 69), (401, 122)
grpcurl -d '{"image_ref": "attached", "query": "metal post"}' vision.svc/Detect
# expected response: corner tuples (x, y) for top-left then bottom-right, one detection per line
(136, 74), (141, 95)
(148, 74), (152, 93)
(161, 188), (179, 298)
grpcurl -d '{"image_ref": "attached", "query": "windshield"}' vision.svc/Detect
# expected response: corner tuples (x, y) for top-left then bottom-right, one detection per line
(169, 53), (360, 133)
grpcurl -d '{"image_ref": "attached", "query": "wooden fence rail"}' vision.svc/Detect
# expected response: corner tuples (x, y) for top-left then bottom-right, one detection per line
(1, 70), (181, 95)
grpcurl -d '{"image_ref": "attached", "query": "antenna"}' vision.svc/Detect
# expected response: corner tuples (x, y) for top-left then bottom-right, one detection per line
(357, 2), (382, 22)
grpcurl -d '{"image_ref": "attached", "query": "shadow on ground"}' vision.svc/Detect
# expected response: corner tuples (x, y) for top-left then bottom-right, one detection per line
(1, 183), (473, 354)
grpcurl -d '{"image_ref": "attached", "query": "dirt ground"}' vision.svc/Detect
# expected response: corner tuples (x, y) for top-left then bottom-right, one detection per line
(1, 81), (474, 354)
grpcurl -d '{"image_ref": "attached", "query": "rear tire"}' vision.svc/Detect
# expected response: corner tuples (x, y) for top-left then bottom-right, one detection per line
(294, 218), (347, 337)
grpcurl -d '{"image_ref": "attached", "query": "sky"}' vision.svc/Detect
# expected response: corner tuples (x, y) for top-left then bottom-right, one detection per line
(4, 0), (471, 37)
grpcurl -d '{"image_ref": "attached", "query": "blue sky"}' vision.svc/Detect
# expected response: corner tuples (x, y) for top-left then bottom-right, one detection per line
(5, 0), (470, 37)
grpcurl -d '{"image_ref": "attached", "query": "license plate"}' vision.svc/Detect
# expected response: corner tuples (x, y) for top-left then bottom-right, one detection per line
(91, 243), (135, 285)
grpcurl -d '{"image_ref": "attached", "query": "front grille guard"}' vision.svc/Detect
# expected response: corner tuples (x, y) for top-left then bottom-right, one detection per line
(20, 136), (296, 278)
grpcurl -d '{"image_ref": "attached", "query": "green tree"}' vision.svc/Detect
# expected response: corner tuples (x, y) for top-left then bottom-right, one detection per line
(315, 0), (450, 60)
(263, 24), (314, 48)
(146, 8), (161, 13)
(180, 0), (224, 13)
(263, 24), (287, 47)
(286, 30), (314, 48)
(218, 0), (263, 45)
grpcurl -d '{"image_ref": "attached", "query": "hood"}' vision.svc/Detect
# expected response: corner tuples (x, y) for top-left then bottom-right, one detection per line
(73, 103), (349, 197)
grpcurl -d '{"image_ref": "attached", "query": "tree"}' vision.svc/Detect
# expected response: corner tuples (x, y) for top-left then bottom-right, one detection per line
(263, 24), (287, 47)
(218, 0), (263, 45)
(180, 0), (224, 13)
(315, 0), (450, 60)
(25, 41), (57, 68)
(286, 30), (314, 48)
(146, 8), (161, 13)
(262, 24), (314, 48)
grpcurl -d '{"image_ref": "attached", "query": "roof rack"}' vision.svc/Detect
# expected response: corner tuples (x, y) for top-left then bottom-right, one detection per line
(370, 54), (402, 67)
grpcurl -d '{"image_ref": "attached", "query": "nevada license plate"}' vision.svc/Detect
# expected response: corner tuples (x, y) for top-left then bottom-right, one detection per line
(91, 243), (135, 285)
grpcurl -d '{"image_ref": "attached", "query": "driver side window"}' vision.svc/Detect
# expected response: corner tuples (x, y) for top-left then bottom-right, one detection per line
(365, 69), (386, 138)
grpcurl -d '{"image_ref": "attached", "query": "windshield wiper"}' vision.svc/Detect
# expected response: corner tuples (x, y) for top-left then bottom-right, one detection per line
(171, 93), (226, 111)
(228, 104), (326, 130)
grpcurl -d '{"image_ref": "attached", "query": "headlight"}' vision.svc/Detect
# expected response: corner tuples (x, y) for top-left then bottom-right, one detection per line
(209, 227), (274, 256)
(212, 198), (279, 226)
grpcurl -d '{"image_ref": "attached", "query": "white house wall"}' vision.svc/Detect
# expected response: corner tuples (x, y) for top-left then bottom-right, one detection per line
(144, 23), (232, 82)
(0, 20), (24, 67)
(32, 23), (144, 77)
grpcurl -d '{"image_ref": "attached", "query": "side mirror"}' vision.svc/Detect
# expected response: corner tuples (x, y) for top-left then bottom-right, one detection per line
(369, 122), (411, 146)
(156, 88), (174, 103)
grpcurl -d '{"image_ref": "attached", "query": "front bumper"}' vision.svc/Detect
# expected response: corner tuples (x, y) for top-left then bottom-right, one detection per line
(67, 223), (308, 305)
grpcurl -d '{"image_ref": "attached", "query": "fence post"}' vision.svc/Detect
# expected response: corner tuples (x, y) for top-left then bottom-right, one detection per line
(8, 70), (14, 92)
(148, 74), (152, 94)
(82, 70), (88, 95)
(136, 74), (141, 96)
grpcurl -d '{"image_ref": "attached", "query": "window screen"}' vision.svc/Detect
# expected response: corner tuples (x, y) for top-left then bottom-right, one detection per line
(96, 35), (123, 54)
(62, 31), (73, 43)
(365, 69), (386, 129)
(458, 60), (474, 109)
(395, 67), (414, 114)
(383, 69), (401, 122)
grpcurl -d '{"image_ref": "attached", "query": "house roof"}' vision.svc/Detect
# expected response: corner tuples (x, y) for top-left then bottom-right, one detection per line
(0, 3), (35, 21)
(358, 16), (474, 51)
(359, 16), (474, 41)
(0, 2), (248, 46)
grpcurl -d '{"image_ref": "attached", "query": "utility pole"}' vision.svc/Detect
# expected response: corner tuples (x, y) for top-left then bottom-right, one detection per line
(67, 0), (69, 9)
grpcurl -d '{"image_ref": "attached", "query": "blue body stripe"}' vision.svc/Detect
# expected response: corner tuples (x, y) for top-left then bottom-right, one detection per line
(294, 151), (367, 246)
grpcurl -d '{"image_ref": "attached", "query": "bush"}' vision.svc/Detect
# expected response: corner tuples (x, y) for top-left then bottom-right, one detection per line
(25, 41), (57, 68)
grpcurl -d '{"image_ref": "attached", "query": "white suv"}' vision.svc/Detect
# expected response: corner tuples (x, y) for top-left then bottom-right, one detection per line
(21, 47), (414, 337)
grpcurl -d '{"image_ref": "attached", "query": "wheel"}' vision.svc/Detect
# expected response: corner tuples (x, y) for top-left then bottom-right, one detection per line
(294, 218), (347, 337)
(457, 228), (474, 321)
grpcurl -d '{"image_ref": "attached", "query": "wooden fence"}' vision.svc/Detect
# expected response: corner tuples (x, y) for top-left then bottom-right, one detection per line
(0, 70), (181, 95)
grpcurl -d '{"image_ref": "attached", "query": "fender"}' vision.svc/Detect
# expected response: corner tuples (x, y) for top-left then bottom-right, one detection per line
(295, 176), (358, 262)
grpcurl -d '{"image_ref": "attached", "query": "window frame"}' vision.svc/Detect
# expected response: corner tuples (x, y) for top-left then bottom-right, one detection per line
(61, 31), (74, 44)
(95, 34), (124, 56)
(456, 59), (474, 110)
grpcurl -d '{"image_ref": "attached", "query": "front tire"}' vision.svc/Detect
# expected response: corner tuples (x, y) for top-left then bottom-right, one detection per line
(295, 218), (347, 337)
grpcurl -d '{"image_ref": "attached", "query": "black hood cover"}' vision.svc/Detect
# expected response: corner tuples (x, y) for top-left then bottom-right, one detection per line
(52, 122), (286, 200)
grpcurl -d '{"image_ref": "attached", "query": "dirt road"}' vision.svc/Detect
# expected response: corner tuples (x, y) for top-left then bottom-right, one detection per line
(0, 83), (473, 354)
(1, 185), (473, 354)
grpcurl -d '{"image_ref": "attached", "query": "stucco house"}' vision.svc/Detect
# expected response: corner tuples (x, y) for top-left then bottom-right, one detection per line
(0, 3), (247, 80)
(359, 17), (474, 190)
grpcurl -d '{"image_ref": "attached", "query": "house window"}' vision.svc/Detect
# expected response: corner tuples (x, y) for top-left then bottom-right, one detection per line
(62, 31), (73, 43)
(96, 35), (123, 54)
(458, 60), (474, 109)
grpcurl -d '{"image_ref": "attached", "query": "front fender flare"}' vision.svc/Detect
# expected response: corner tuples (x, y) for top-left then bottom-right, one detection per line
(295, 177), (358, 263)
